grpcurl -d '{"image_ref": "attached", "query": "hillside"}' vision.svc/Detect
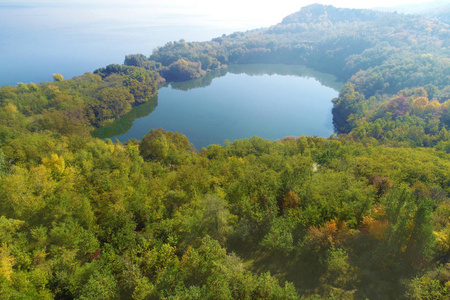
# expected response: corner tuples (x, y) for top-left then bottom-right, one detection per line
(0, 4), (449, 299)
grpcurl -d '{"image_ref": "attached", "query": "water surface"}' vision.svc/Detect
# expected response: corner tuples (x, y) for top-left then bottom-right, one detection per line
(94, 64), (343, 148)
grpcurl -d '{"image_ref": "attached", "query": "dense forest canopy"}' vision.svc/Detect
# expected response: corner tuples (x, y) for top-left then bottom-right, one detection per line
(0, 4), (449, 300)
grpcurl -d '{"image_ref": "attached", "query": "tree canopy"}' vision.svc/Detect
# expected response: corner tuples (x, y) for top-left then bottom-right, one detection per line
(0, 4), (449, 299)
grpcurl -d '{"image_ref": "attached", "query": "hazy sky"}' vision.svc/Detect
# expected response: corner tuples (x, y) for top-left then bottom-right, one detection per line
(9, 0), (440, 11)
(12, 0), (439, 5)
(160, 0), (441, 26)
(3, 1), (445, 28)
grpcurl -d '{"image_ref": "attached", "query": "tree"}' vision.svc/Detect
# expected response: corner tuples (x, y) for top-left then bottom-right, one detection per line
(123, 70), (156, 104)
(53, 73), (63, 82)
(332, 83), (365, 133)
(124, 54), (148, 68)
(79, 269), (118, 300)
(199, 195), (234, 244)
(139, 128), (170, 162)
(413, 96), (429, 116)
(139, 128), (193, 164)
(260, 217), (295, 255)
(387, 96), (410, 118)
(281, 190), (300, 212)
(321, 247), (357, 289)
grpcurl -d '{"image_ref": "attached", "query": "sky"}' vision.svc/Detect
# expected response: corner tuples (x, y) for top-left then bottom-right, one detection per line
(3, 1), (443, 28)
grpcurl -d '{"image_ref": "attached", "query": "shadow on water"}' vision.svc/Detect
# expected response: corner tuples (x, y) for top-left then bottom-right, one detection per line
(169, 64), (343, 92)
(227, 64), (343, 91)
(169, 68), (229, 91)
(93, 64), (343, 141)
(92, 95), (159, 140)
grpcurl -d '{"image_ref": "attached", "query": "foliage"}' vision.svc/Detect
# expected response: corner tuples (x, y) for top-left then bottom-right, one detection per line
(0, 3), (449, 299)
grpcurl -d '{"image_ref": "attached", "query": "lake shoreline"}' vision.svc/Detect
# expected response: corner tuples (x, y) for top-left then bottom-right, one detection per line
(94, 63), (342, 149)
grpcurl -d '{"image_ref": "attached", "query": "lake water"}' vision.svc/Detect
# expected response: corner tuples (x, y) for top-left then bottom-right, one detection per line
(94, 64), (342, 149)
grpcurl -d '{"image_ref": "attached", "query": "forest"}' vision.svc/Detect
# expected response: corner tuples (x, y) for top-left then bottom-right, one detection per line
(0, 4), (449, 300)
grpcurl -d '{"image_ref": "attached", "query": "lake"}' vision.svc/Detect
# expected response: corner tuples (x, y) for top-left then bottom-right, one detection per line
(94, 64), (343, 149)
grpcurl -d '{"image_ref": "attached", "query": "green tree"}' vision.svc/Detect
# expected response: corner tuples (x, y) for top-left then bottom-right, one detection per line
(53, 73), (63, 82)
(79, 269), (118, 300)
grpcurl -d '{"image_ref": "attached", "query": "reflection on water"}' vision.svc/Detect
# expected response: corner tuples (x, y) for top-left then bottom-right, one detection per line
(94, 64), (343, 148)
(169, 68), (228, 91)
(92, 95), (159, 140)
(228, 64), (343, 91)
(168, 64), (342, 92)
